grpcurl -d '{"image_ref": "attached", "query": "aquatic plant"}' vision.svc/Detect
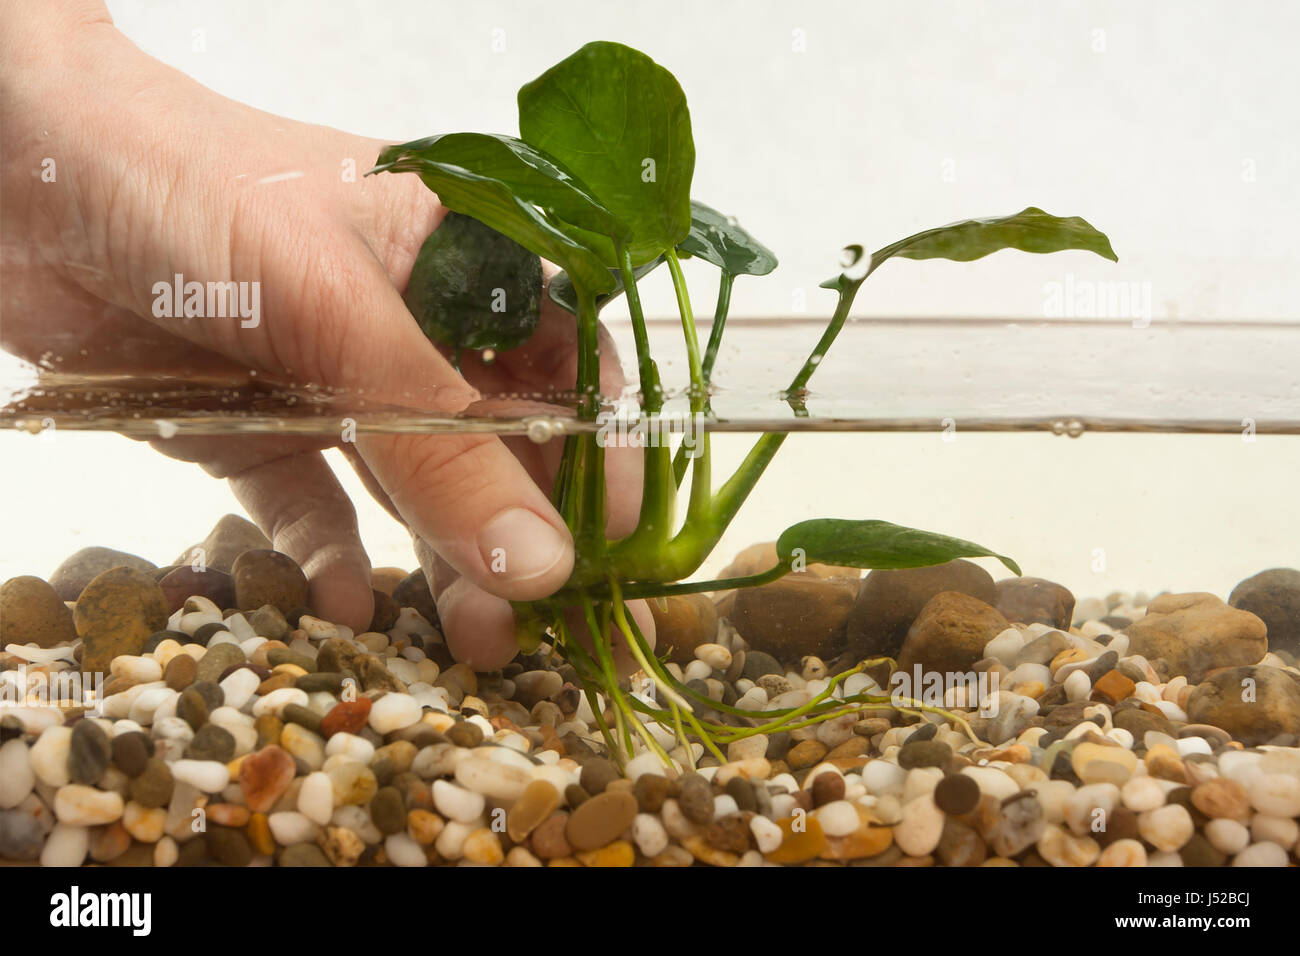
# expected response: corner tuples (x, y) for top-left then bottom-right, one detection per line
(370, 41), (1116, 767)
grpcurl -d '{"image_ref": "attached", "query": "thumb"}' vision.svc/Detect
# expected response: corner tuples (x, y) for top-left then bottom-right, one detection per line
(358, 429), (574, 602)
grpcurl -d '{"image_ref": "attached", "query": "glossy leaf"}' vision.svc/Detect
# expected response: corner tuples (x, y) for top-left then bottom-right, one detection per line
(518, 41), (695, 266)
(548, 257), (665, 316)
(368, 151), (614, 294)
(776, 518), (1021, 576)
(821, 206), (1117, 291)
(677, 200), (777, 276)
(403, 212), (543, 359)
(373, 133), (627, 240)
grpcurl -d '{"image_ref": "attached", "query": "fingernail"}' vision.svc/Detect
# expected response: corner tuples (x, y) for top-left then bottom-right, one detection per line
(477, 508), (571, 584)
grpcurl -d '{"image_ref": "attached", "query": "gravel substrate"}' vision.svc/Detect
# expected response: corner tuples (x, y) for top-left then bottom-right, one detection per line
(1, 530), (1298, 867)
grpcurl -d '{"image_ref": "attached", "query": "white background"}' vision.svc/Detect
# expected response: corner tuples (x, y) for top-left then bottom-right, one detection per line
(3, 1), (1298, 597)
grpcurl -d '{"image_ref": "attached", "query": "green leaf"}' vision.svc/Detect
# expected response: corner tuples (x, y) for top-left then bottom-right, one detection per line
(403, 212), (543, 359)
(547, 257), (664, 316)
(776, 518), (1022, 576)
(821, 206), (1117, 291)
(518, 41), (695, 267)
(677, 200), (777, 276)
(373, 133), (627, 240)
(368, 150), (614, 294)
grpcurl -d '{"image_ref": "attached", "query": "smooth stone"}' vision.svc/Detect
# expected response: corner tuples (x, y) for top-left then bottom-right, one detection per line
(157, 566), (235, 615)
(1137, 803), (1194, 852)
(68, 719), (111, 785)
(731, 573), (859, 662)
(0, 808), (46, 860)
(49, 547), (156, 602)
(174, 514), (271, 573)
(994, 577), (1075, 629)
(1126, 592), (1267, 682)
(894, 794), (945, 856)
(1186, 665), (1300, 746)
(0, 575), (78, 647)
(53, 784), (124, 825)
(1229, 567), (1300, 656)
(230, 550), (309, 615)
(239, 745), (297, 812)
(0, 739), (36, 808)
(846, 560), (996, 661)
(195, 643), (247, 685)
(897, 591), (1010, 674)
(74, 567), (170, 675)
(368, 693), (423, 734)
(565, 790), (638, 851)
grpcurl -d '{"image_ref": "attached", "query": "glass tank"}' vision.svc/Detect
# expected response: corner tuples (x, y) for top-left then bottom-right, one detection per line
(1, 0), (1297, 885)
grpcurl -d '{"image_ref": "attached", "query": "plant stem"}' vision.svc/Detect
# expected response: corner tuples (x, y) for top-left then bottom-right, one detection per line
(617, 245), (661, 415)
(664, 248), (706, 413)
(701, 270), (734, 386)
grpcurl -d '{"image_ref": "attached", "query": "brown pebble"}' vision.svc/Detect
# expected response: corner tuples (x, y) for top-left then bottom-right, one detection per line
(163, 653), (197, 690)
(579, 757), (621, 796)
(530, 812), (573, 859)
(565, 790), (638, 851)
(934, 773), (981, 815)
(634, 774), (672, 813)
(811, 772), (845, 807)
(786, 739), (828, 769)
(507, 779), (561, 843)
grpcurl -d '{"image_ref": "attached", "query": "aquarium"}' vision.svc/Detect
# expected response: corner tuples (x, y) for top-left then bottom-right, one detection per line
(2, 0), (1298, 889)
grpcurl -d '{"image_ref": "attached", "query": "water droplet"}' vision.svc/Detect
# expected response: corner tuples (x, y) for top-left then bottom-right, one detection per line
(839, 245), (870, 282)
(525, 417), (555, 444)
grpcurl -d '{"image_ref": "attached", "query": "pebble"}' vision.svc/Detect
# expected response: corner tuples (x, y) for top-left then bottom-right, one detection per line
(169, 759), (229, 792)
(894, 794), (945, 856)
(566, 790), (638, 851)
(1138, 803), (1194, 852)
(432, 779), (485, 823)
(239, 745), (297, 812)
(369, 693), (423, 734)
(507, 780), (560, 842)
(53, 785), (124, 825)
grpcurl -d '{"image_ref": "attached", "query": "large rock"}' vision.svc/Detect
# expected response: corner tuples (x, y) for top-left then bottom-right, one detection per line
(845, 560), (996, 661)
(74, 567), (170, 675)
(1229, 568), (1300, 657)
(649, 593), (718, 665)
(230, 550), (309, 615)
(0, 576), (78, 648)
(1187, 665), (1300, 746)
(174, 514), (272, 573)
(392, 570), (440, 628)
(994, 577), (1075, 629)
(1125, 592), (1267, 682)
(48, 547), (156, 602)
(729, 574), (859, 663)
(897, 591), (1009, 675)
(713, 541), (853, 618)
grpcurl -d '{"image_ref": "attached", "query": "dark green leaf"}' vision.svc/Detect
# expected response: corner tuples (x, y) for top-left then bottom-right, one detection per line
(821, 207), (1117, 291)
(776, 518), (1021, 576)
(373, 133), (627, 240)
(547, 257), (665, 316)
(677, 200), (777, 276)
(518, 41), (694, 266)
(403, 212), (543, 358)
(368, 151), (614, 294)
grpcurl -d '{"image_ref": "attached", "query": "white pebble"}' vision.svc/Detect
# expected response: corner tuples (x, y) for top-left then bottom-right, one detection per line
(385, 832), (427, 867)
(219, 668), (261, 711)
(749, 814), (783, 853)
(297, 771), (335, 826)
(454, 757), (529, 801)
(29, 726), (72, 787)
(1063, 669), (1092, 703)
(1250, 814), (1298, 850)
(154, 835), (179, 867)
(1247, 773), (1300, 818)
(632, 813), (668, 857)
(110, 655), (162, 683)
(267, 811), (321, 845)
(324, 732), (375, 765)
(433, 779), (486, 822)
(816, 800), (860, 837)
(1137, 804), (1193, 852)
(0, 738), (36, 808)
(1121, 776), (1166, 812)
(252, 687), (309, 718)
(1204, 818), (1251, 855)
(40, 823), (89, 866)
(984, 627), (1025, 665)
(169, 760), (230, 792)
(53, 784), (124, 825)
(1175, 736), (1211, 757)
(368, 693), (423, 734)
(893, 794), (944, 856)
(1232, 842), (1289, 867)
(694, 643), (732, 671)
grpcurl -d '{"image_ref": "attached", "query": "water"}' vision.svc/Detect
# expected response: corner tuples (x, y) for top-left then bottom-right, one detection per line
(2, 317), (1298, 597)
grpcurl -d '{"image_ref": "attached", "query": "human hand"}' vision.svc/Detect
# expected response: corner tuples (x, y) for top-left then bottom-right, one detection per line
(0, 2), (648, 669)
